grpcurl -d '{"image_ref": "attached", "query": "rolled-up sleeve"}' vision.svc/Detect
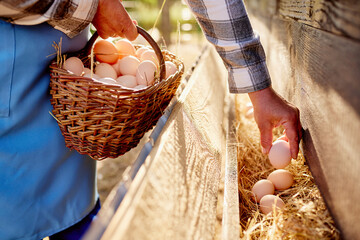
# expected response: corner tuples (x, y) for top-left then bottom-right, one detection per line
(0, 0), (99, 38)
(184, 0), (271, 93)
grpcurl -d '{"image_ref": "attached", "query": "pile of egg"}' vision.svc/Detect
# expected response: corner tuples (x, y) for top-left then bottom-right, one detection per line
(251, 138), (294, 215)
(62, 38), (178, 90)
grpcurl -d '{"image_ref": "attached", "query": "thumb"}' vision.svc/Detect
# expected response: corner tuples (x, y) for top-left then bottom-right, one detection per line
(259, 123), (274, 154)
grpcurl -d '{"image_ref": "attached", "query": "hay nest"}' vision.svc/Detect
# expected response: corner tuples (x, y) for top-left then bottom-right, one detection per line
(235, 94), (340, 240)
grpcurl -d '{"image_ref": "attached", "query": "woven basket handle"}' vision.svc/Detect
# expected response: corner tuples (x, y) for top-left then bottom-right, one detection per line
(83, 26), (166, 81)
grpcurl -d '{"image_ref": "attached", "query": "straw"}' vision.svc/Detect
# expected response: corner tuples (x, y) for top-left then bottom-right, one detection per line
(235, 94), (340, 240)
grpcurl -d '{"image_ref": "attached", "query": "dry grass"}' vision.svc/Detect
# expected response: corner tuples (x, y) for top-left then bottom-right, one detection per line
(235, 94), (341, 240)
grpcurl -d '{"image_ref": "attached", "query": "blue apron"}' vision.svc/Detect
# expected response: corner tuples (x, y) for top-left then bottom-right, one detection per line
(0, 21), (97, 240)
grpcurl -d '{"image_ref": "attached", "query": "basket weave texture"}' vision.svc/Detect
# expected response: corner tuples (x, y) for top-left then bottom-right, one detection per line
(49, 33), (184, 160)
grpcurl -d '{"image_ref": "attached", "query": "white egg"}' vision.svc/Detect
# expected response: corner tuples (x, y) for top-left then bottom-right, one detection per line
(140, 50), (159, 67)
(63, 57), (84, 76)
(136, 47), (149, 58)
(95, 63), (117, 80)
(116, 75), (137, 88)
(268, 140), (292, 169)
(136, 60), (157, 86)
(251, 179), (275, 203)
(259, 195), (285, 215)
(119, 56), (140, 76)
(111, 60), (122, 76)
(83, 73), (100, 80)
(95, 77), (118, 85)
(134, 84), (148, 90)
(267, 169), (294, 190)
(83, 67), (92, 75)
(165, 61), (177, 79)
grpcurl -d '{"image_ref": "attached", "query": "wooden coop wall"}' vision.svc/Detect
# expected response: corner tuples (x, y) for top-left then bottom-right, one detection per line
(244, 1), (360, 239)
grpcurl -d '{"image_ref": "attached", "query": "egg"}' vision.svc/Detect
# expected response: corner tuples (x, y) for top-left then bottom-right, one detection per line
(93, 40), (118, 64)
(83, 67), (92, 75)
(259, 195), (285, 215)
(83, 73), (100, 80)
(165, 61), (177, 79)
(251, 179), (275, 203)
(95, 63), (117, 80)
(116, 75), (137, 88)
(111, 60), (122, 76)
(115, 39), (136, 59)
(63, 57), (84, 76)
(140, 50), (159, 66)
(136, 60), (157, 86)
(136, 47), (149, 58)
(267, 169), (294, 190)
(268, 140), (292, 169)
(95, 77), (118, 85)
(134, 85), (148, 90)
(118, 56), (140, 76)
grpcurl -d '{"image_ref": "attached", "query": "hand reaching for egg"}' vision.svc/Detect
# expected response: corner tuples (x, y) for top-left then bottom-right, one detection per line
(92, 0), (138, 40)
(248, 87), (302, 159)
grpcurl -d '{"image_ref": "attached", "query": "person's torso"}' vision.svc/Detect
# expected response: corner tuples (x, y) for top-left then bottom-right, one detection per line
(0, 21), (97, 240)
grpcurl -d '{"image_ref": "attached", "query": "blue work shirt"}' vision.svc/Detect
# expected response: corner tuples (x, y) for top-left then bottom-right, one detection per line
(0, 21), (97, 240)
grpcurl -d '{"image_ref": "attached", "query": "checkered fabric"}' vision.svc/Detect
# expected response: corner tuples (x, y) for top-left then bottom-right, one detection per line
(185, 0), (271, 93)
(0, 0), (98, 38)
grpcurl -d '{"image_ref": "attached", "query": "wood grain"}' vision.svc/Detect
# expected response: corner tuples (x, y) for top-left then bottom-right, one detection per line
(97, 46), (234, 240)
(279, 0), (360, 41)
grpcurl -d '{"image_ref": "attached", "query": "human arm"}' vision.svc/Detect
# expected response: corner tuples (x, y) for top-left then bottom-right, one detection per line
(184, 0), (302, 158)
(0, 0), (137, 40)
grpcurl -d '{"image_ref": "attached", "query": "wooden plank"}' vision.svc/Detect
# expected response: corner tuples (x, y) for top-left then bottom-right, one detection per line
(247, 12), (360, 239)
(95, 46), (235, 240)
(278, 0), (360, 41)
(101, 109), (221, 240)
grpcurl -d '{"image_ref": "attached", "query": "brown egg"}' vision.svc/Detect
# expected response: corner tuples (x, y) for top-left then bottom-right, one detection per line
(259, 195), (285, 215)
(115, 39), (136, 59)
(268, 140), (292, 169)
(93, 40), (118, 64)
(267, 169), (294, 190)
(251, 179), (275, 203)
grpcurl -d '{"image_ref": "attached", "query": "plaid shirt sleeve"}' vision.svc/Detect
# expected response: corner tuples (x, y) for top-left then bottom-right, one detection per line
(184, 0), (271, 93)
(0, 0), (98, 38)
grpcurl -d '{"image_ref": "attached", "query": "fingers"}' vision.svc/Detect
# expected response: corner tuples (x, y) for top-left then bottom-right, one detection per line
(283, 120), (300, 159)
(92, 0), (138, 40)
(259, 123), (274, 155)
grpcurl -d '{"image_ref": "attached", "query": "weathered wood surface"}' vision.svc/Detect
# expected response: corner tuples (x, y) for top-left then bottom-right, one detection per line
(245, 1), (360, 238)
(279, 0), (360, 41)
(91, 46), (237, 240)
(246, 0), (360, 41)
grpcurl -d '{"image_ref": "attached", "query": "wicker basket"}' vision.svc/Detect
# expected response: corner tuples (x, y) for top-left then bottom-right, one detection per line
(49, 26), (184, 160)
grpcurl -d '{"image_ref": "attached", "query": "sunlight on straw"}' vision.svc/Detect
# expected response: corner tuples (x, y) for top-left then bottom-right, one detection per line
(151, 0), (167, 35)
(49, 111), (61, 123)
(176, 21), (181, 57)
